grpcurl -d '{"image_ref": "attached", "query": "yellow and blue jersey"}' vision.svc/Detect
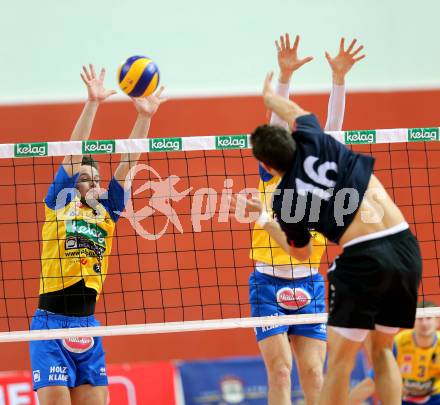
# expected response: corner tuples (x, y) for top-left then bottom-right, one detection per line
(250, 164), (327, 269)
(40, 166), (126, 296)
(394, 329), (440, 403)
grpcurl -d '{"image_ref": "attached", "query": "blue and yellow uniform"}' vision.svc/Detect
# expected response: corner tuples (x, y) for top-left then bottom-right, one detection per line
(30, 165), (126, 391)
(249, 165), (327, 341)
(394, 329), (440, 404)
(39, 165), (124, 295)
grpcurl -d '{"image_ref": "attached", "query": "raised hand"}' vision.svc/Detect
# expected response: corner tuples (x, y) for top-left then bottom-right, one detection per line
(80, 64), (117, 102)
(325, 38), (366, 84)
(132, 86), (167, 117)
(275, 33), (314, 83)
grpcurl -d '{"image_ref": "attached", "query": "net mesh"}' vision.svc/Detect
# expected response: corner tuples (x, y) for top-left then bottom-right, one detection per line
(0, 129), (439, 341)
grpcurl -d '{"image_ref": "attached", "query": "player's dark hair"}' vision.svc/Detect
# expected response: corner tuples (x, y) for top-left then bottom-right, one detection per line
(82, 155), (99, 171)
(417, 300), (437, 308)
(250, 124), (296, 173)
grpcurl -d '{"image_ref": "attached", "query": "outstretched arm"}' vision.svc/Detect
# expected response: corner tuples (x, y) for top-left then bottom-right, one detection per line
(259, 33), (313, 181)
(324, 38), (365, 131)
(113, 87), (167, 188)
(62, 65), (116, 176)
(270, 33), (313, 129)
(263, 72), (309, 128)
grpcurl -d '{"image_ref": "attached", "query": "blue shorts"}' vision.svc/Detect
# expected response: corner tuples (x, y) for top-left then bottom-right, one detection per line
(249, 271), (327, 342)
(403, 395), (440, 404)
(29, 309), (108, 391)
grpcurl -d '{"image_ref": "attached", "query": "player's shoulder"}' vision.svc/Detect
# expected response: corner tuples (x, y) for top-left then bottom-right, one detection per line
(295, 114), (322, 131)
(435, 331), (440, 346)
(259, 175), (280, 189)
(394, 329), (413, 346)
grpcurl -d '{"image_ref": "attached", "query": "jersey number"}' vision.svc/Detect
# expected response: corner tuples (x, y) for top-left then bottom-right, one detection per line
(295, 156), (338, 201)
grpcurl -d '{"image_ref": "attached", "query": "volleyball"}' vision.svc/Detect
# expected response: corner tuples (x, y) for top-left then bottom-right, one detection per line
(117, 55), (160, 97)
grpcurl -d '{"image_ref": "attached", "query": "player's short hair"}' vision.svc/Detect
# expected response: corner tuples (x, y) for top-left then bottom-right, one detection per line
(81, 155), (99, 171)
(250, 124), (296, 173)
(417, 300), (437, 308)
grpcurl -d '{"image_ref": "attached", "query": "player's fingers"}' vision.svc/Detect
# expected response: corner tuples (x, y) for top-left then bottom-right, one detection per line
(89, 64), (96, 79)
(264, 71), (274, 86)
(339, 37), (345, 53)
(80, 73), (89, 87)
(293, 34), (300, 51)
(353, 54), (366, 62)
(82, 65), (92, 81)
(346, 38), (357, 53)
(299, 56), (314, 67)
(275, 40), (281, 53)
(99, 68), (106, 81)
(155, 85), (165, 98)
(280, 35), (286, 50)
(351, 45), (364, 57)
(285, 33), (291, 49)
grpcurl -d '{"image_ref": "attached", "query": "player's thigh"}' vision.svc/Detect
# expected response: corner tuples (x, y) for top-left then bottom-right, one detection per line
(369, 329), (396, 353)
(290, 334), (326, 371)
(326, 327), (362, 370)
(37, 386), (71, 405)
(71, 384), (108, 405)
(258, 333), (293, 372)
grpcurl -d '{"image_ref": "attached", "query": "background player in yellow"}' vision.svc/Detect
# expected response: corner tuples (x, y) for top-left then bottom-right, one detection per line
(350, 302), (440, 405)
(249, 34), (365, 405)
(29, 65), (166, 405)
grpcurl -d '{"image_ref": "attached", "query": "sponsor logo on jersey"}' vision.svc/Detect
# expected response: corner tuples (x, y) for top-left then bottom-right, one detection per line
(408, 128), (439, 142)
(14, 142), (48, 157)
(64, 235), (104, 257)
(276, 287), (311, 310)
(93, 263), (102, 274)
(33, 370), (41, 383)
(62, 337), (94, 353)
(82, 140), (115, 154)
(65, 237), (78, 249)
(215, 135), (248, 149)
(65, 220), (107, 246)
(260, 313), (282, 333)
(344, 130), (376, 144)
(149, 137), (182, 152)
(48, 366), (69, 382)
(402, 378), (434, 397)
(401, 362), (412, 374)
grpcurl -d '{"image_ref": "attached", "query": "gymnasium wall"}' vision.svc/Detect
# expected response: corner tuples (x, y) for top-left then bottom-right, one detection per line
(0, 0), (439, 103)
(0, 89), (439, 371)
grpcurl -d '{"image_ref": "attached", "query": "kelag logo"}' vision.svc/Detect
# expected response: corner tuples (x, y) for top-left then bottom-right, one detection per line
(344, 131), (376, 144)
(215, 135), (248, 149)
(14, 142), (48, 157)
(149, 137), (182, 152)
(408, 128), (439, 142)
(66, 219), (107, 246)
(82, 140), (115, 154)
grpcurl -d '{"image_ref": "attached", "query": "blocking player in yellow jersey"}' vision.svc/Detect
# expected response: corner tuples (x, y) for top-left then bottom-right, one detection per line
(249, 34), (365, 405)
(350, 302), (440, 405)
(29, 65), (166, 405)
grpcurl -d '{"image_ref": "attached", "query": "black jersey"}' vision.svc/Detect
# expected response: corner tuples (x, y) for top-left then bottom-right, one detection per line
(272, 114), (375, 246)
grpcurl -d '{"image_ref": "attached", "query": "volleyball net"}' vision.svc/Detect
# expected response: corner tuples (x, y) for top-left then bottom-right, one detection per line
(0, 127), (439, 342)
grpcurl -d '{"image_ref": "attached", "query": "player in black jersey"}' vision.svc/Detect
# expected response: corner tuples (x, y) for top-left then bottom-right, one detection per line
(240, 72), (422, 405)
